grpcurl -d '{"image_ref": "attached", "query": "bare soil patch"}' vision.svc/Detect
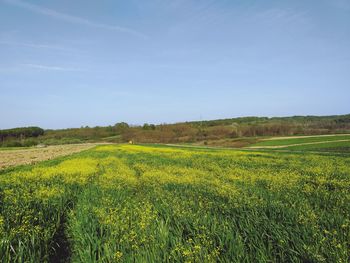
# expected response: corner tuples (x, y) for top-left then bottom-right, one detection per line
(0, 144), (100, 169)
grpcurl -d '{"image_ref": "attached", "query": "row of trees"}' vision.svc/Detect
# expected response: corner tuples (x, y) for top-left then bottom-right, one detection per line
(120, 115), (350, 144)
(0, 127), (44, 142)
(1, 115), (350, 147)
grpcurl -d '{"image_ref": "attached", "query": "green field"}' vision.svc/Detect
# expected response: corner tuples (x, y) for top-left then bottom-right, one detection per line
(284, 140), (350, 152)
(252, 134), (350, 147)
(0, 145), (349, 262)
(248, 134), (350, 152)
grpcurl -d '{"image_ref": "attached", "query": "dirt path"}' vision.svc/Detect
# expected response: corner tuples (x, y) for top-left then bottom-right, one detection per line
(247, 139), (350, 149)
(0, 143), (102, 170)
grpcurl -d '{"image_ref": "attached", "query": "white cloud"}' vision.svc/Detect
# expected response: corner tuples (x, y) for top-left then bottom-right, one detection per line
(0, 40), (70, 51)
(2, 0), (148, 39)
(21, 63), (84, 71)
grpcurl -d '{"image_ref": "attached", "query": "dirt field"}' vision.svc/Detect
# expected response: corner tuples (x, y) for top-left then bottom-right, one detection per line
(0, 144), (100, 169)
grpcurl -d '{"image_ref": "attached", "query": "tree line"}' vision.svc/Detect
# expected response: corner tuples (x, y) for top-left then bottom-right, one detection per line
(1, 114), (350, 147)
(0, 127), (44, 142)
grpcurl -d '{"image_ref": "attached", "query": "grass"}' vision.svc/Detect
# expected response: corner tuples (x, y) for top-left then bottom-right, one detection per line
(251, 134), (350, 147)
(0, 146), (33, 151)
(193, 137), (259, 148)
(0, 144), (349, 262)
(284, 140), (350, 152)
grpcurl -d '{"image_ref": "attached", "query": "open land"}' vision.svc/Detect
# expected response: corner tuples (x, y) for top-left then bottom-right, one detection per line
(247, 134), (350, 152)
(0, 144), (100, 169)
(0, 143), (349, 262)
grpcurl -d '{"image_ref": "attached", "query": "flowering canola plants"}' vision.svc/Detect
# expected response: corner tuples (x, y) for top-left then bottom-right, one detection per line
(0, 144), (349, 262)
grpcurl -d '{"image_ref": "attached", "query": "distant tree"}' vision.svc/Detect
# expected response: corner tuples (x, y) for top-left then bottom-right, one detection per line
(115, 122), (129, 129)
(142, 123), (156, 130)
(115, 122), (129, 133)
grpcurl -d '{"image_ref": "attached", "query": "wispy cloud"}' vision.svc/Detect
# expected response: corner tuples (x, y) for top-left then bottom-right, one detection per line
(0, 40), (70, 51)
(21, 63), (84, 72)
(2, 0), (148, 39)
(256, 8), (307, 24)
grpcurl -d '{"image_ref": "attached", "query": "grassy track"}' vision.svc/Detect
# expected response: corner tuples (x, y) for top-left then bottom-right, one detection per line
(283, 140), (350, 152)
(0, 144), (349, 262)
(251, 134), (350, 147)
(248, 134), (350, 153)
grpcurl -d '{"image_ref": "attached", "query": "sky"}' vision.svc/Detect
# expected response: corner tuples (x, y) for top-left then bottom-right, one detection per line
(0, 0), (349, 129)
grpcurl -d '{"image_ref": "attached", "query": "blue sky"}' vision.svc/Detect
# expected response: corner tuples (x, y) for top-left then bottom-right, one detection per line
(0, 0), (349, 129)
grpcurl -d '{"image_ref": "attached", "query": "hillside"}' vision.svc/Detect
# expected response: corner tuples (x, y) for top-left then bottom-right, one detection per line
(1, 114), (350, 147)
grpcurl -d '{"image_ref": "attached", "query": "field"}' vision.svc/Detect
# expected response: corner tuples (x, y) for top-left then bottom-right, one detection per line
(0, 144), (99, 170)
(283, 141), (350, 152)
(248, 134), (350, 152)
(0, 144), (349, 262)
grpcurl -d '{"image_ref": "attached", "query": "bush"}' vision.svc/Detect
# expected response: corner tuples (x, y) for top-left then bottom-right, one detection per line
(2, 140), (23, 147)
(22, 139), (38, 147)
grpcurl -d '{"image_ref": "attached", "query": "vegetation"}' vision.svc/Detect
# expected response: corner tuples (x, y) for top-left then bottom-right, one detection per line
(252, 135), (350, 147)
(0, 127), (44, 147)
(283, 141), (350, 152)
(0, 127), (44, 140)
(248, 134), (350, 153)
(0, 145), (349, 262)
(1, 114), (350, 148)
(121, 114), (350, 144)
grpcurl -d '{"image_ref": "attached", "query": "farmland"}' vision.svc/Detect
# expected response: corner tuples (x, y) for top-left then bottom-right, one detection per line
(1, 114), (350, 148)
(0, 144), (100, 170)
(283, 141), (350, 152)
(248, 134), (350, 153)
(0, 144), (349, 262)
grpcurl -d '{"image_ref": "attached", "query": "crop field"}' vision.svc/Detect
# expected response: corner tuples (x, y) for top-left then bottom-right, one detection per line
(282, 141), (350, 153)
(0, 144), (99, 170)
(248, 134), (350, 152)
(0, 144), (349, 262)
